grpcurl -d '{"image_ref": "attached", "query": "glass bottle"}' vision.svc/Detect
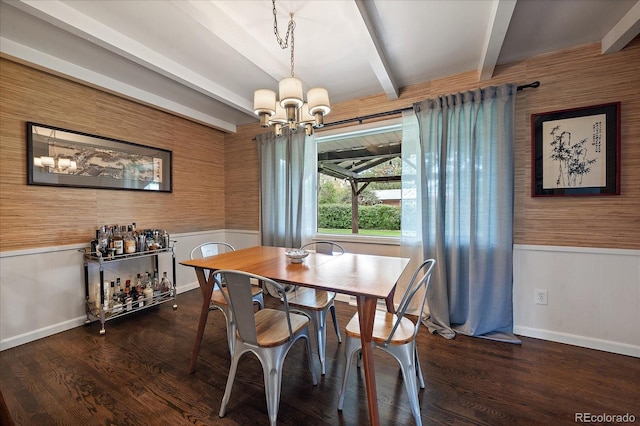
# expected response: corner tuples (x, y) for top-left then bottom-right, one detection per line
(162, 230), (170, 249)
(143, 280), (154, 303)
(90, 229), (99, 256)
(124, 225), (136, 254)
(160, 272), (173, 296)
(112, 225), (124, 255)
(106, 281), (115, 317)
(98, 226), (109, 257)
(152, 271), (161, 297)
(111, 284), (122, 314)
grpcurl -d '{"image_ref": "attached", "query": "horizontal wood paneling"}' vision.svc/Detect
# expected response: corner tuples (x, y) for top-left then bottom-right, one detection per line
(0, 58), (225, 251)
(225, 39), (640, 249)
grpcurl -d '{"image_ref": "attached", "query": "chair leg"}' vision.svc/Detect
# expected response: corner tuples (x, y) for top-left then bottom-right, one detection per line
(253, 293), (264, 310)
(314, 311), (328, 375)
(389, 345), (422, 426)
(219, 343), (242, 418)
(415, 346), (425, 389)
(329, 304), (342, 343)
(293, 309), (328, 375)
(262, 347), (287, 426)
(218, 306), (234, 355)
(304, 332), (318, 386)
(338, 336), (360, 410)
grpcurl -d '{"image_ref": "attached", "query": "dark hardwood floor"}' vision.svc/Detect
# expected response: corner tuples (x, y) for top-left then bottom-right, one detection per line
(1, 289), (638, 425)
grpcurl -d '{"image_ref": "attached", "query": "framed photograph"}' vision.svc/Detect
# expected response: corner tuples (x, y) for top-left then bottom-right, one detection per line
(27, 122), (172, 192)
(531, 102), (620, 197)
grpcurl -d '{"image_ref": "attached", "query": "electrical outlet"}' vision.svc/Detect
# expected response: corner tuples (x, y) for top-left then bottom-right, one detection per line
(535, 289), (548, 305)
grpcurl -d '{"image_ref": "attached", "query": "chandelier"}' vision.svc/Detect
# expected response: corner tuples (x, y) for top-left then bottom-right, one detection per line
(253, 0), (330, 136)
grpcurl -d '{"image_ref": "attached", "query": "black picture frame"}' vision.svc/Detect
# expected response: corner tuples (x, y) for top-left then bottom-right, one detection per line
(27, 122), (172, 192)
(531, 102), (620, 197)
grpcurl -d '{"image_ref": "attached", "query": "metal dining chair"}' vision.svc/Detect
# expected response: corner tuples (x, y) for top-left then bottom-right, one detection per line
(287, 241), (344, 375)
(189, 242), (264, 355)
(338, 258), (436, 426)
(216, 270), (317, 426)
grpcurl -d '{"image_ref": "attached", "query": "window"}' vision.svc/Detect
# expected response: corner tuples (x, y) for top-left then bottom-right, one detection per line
(314, 118), (402, 237)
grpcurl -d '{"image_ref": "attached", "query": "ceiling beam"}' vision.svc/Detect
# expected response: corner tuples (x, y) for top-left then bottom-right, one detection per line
(9, 0), (255, 118)
(170, 0), (290, 81)
(602, 0), (640, 54)
(478, 0), (517, 81)
(319, 162), (359, 180)
(0, 40), (237, 133)
(318, 144), (401, 162)
(354, 0), (399, 100)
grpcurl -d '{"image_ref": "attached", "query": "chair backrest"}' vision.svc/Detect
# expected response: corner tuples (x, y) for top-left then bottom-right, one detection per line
(385, 258), (436, 346)
(215, 270), (294, 346)
(300, 241), (345, 256)
(189, 241), (235, 260)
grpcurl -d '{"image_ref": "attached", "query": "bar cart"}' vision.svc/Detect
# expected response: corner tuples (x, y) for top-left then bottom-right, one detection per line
(82, 244), (177, 334)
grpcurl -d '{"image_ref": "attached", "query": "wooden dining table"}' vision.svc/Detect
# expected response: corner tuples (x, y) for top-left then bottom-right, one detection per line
(180, 245), (410, 426)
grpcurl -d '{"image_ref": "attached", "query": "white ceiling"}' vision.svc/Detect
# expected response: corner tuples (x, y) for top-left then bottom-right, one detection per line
(1, 0), (639, 133)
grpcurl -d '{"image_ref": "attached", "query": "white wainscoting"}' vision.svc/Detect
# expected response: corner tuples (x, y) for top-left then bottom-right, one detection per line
(3, 236), (638, 358)
(513, 244), (640, 358)
(0, 229), (247, 351)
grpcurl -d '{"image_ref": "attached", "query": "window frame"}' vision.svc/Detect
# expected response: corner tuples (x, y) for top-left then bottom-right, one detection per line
(314, 118), (403, 243)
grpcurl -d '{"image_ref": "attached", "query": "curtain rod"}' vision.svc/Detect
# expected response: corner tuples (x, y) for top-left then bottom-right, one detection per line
(321, 81), (540, 129)
(252, 81), (540, 136)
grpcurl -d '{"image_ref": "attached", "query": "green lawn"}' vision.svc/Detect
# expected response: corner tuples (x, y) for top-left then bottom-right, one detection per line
(318, 228), (401, 237)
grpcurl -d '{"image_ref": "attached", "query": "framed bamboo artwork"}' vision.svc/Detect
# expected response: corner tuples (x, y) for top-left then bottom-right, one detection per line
(531, 102), (620, 197)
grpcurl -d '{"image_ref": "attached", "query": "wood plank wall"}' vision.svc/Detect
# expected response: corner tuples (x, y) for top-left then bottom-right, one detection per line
(0, 58), (226, 252)
(225, 40), (640, 250)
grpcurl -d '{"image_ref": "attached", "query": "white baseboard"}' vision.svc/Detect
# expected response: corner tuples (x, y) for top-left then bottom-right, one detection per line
(514, 326), (640, 358)
(177, 282), (200, 294)
(0, 316), (87, 351)
(0, 282), (201, 352)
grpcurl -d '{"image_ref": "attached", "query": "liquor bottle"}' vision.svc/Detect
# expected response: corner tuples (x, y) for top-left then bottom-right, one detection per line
(106, 281), (115, 317)
(125, 294), (133, 312)
(160, 272), (173, 296)
(98, 226), (109, 257)
(112, 293), (123, 314)
(115, 277), (121, 295)
(103, 281), (111, 311)
(124, 280), (133, 311)
(152, 271), (161, 297)
(112, 225), (124, 255)
(162, 230), (170, 249)
(124, 225), (136, 254)
(143, 281), (153, 304)
(130, 280), (138, 301)
(90, 229), (99, 256)
(137, 231), (146, 253)
(94, 282), (101, 310)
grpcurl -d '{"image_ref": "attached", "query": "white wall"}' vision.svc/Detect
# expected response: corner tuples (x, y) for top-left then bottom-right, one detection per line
(0, 229), (232, 350)
(513, 245), (640, 358)
(2, 232), (638, 358)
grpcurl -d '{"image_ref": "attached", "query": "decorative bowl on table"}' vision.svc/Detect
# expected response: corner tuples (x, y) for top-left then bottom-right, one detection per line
(285, 249), (309, 263)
